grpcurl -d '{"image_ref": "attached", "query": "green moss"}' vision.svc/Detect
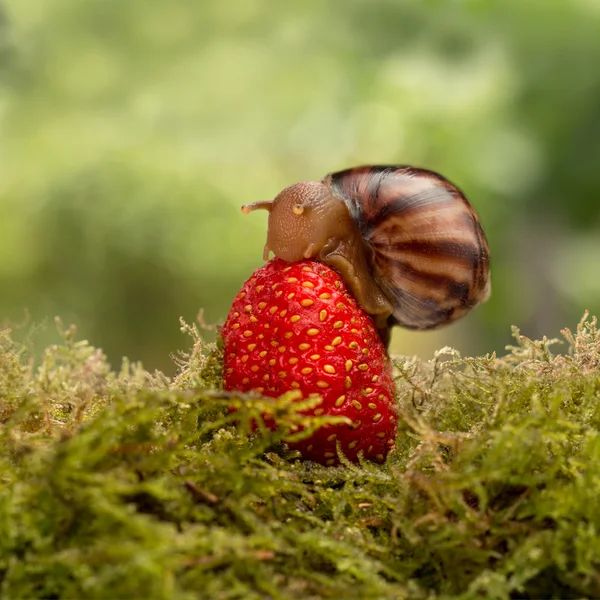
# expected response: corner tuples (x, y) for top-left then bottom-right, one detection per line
(1, 314), (600, 599)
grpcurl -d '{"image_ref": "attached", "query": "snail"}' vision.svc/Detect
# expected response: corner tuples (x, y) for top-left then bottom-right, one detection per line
(242, 165), (490, 347)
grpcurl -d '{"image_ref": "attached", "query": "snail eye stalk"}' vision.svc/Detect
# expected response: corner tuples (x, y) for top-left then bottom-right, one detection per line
(241, 200), (273, 214)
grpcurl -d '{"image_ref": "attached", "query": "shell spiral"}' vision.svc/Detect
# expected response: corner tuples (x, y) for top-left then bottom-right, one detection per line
(323, 165), (491, 330)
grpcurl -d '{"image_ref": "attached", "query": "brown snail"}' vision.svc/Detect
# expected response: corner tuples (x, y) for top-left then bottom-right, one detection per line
(242, 165), (490, 347)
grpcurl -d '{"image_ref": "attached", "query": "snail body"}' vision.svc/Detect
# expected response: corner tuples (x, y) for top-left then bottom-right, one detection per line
(242, 165), (490, 346)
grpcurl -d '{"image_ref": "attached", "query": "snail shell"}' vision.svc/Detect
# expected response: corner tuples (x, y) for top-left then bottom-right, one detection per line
(324, 165), (491, 330)
(242, 165), (490, 346)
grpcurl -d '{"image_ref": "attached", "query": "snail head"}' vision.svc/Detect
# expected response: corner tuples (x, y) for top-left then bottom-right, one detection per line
(242, 181), (351, 263)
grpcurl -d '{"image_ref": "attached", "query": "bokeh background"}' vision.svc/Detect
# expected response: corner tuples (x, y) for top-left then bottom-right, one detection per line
(1, 0), (599, 373)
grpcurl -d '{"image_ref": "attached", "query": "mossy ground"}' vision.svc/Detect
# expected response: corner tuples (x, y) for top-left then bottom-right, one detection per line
(1, 315), (600, 599)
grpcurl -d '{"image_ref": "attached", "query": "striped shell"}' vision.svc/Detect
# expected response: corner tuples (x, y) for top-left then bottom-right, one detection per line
(323, 165), (490, 330)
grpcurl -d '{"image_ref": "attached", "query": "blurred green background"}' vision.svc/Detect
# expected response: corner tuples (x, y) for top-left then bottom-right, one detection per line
(1, 0), (599, 373)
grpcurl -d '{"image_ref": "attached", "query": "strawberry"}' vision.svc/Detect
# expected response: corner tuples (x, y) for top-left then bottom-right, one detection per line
(221, 258), (397, 465)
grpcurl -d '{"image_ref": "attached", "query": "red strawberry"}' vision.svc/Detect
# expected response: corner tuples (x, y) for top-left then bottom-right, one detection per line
(221, 258), (397, 465)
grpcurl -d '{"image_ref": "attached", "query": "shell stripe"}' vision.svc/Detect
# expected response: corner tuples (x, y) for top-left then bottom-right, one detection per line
(376, 240), (480, 266)
(377, 255), (472, 304)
